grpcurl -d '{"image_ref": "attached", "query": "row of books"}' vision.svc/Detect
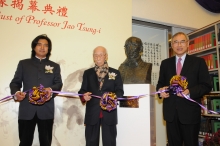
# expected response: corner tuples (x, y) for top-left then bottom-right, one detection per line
(201, 54), (218, 70)
(198, 137), (204, 146)
(188, 31), (216, 54)
(201, 96), (220, 115)
(209, 73), (219, 92)
(200, 117), (220, 136)
(198, 137), (206, 146)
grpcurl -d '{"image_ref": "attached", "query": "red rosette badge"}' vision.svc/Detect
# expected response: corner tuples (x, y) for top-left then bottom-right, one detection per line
(29, 84), (50, 105)
(100, 92), (117, 112)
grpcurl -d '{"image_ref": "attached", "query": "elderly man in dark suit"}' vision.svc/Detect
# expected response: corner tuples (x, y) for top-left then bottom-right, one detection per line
(156, 32), (212, 146)
(78, 46), (124, 146)
(10, 34), (63, 146)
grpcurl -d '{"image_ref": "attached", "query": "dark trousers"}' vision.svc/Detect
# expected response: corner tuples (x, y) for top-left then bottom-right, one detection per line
(166, 110), (200, 146)
(18, 113), (54, 146)
(85, 118), (117, 146)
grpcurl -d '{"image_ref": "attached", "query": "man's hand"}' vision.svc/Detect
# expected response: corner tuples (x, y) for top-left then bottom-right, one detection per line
(177, 89), (190, 98)
(15, 91), (26, 101)
(45, 88), (52, 101)
(83, 92), (92, 101)
(159, 86), (169, 98)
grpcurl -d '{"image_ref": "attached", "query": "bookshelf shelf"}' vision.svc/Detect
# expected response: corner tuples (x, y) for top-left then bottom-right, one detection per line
(188, 46), (216, 56)
(209, 68), (218, 72)
(189, 26), (215, 39)
(198, 134), (206, 138)
(202, 114), (220, 118)
(210, 91), (220, 94)
(188, 20), (220, 144)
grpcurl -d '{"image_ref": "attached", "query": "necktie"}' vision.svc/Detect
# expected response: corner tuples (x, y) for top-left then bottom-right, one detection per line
(177, 58), (182, 75)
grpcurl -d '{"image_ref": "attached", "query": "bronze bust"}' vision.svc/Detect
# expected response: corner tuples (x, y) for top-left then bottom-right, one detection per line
(119, 36), (152, 108)
(119, 36), (152, 84)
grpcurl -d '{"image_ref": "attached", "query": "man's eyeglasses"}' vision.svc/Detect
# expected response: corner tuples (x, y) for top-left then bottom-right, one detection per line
(172, 40), (188, 47)
(93, 54), (106, 58)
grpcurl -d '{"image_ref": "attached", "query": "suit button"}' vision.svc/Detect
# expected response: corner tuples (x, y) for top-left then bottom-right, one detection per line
(38, 77), (41, 80)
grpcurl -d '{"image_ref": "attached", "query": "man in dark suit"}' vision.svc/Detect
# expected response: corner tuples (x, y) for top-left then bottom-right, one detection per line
(10, 34), (63, 146)
(156, 32), (212, 146)
(78, 46), (124, 146)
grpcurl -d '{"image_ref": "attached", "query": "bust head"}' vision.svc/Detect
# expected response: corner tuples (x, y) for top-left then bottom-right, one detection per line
(124, 36), (143, 60)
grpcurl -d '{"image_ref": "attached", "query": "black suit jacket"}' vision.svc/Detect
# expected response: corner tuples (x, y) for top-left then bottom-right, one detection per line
(156, 55), (212, 124)
(10, 57), (63, 120)
(78, 67), (124, 125)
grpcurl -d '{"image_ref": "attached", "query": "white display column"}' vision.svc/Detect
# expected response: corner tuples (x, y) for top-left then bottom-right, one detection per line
(117, 84), (156, 146)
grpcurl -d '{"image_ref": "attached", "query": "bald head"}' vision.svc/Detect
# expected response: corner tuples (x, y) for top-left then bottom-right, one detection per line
(93, 46), (108, 67)
(93, 46), (108, 55)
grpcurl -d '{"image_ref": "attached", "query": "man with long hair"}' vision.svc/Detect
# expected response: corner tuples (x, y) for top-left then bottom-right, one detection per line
(10, 34), (63, 146)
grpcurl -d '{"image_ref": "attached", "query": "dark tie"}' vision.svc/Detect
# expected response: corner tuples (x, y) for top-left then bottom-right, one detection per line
(177, 58), (182, 75)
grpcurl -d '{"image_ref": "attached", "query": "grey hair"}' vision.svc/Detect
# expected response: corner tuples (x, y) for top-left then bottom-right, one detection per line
(171, 32), (189, 42)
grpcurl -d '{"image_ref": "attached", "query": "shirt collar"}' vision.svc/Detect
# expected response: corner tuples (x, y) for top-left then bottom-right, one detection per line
(176, 53), (186, 63)
(35, 56), (46, 60)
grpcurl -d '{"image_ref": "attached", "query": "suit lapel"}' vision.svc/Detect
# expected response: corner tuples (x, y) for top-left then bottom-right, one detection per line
(91, 68), (100, 88)
(170, 56), (176, 75)
(101, 69), (110, 89)
(181, 55), (192, 75)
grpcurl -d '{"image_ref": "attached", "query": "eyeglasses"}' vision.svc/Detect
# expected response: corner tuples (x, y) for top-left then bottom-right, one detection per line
(93, 54), (106, 58)
(172, 40), (188, 47)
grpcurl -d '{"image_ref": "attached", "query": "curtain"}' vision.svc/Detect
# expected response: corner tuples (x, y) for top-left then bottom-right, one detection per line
(195, 0), (220, 13)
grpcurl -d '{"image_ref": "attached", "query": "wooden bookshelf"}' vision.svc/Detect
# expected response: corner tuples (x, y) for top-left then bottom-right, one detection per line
(188, 20), (220, 145)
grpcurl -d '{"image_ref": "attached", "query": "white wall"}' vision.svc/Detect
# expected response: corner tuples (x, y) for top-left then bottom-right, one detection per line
(132, 0), (220, 29)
